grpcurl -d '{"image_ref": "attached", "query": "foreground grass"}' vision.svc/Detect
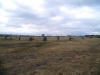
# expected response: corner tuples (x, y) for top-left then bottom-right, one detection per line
(0, 59), (6, 75)
(0, 36), (100, 75)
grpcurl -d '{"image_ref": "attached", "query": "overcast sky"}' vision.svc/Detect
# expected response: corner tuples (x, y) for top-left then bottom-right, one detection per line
(0, 0), (100, 36)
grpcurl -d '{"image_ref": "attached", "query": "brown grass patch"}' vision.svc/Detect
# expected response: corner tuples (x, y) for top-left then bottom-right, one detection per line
(0, 36), (100, 75)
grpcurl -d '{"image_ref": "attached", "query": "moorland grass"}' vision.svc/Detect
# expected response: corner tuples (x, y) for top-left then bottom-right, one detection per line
(0, 36), (100, 75)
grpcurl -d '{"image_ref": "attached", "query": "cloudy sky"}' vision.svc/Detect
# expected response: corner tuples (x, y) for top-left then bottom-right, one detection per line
(0, 0), (100, 36)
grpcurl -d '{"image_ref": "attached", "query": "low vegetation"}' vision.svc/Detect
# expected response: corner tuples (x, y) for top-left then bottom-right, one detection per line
(0, 36), (100, 75)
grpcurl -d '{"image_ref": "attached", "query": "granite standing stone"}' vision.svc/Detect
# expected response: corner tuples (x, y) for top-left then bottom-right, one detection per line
(57, 36), (60, 41)
(82, 37), (84, 39)
(43, 36), (47, 41)
(5, 35), (7, 39)
(18, 35), (21, 40)
(69, 36), (74, 41)
(10, 35), (12, 40)
(29, 36), (33, 41)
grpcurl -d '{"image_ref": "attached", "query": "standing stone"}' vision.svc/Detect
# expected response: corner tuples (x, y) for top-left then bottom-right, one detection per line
(69, 36), (71, 41)
(82, 36), (84, 39)
(90, 36), (92, 38)
(18, 35), (21, 40)
(42, 34), (45, 37)
(32, 36), (34, 40)
(10, 35), (12, 40)
(43, 36), (47, 41)
(29, 36), (33, 41)
(5, 35), (7, 39)
(57, 36), (60, 41)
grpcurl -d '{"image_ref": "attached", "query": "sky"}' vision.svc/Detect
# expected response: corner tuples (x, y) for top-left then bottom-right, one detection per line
(0, 0), (100, 36)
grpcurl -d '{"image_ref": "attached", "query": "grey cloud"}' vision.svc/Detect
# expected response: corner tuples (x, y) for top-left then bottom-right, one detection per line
(1, 0), (100, 35)
(5, 21), (22, 28)
(46, 0), (100, 8)
(3, 4), (47, 27)
(2, 0), (73, 28)
(12, 3), (49, 25)
(80, 19), (100, 27)
(65, 0), (100, 6)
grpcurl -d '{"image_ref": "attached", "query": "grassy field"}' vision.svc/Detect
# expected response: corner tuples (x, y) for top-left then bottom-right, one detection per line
(0, 36), (100, 75)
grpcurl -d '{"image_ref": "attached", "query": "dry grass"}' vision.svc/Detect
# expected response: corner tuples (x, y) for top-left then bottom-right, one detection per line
(0, 36), (100, 75)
